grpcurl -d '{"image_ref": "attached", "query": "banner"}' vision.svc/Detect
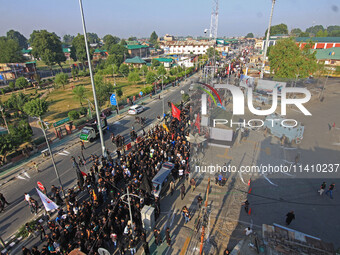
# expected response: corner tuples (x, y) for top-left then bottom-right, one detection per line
(171, 103), (181, 121)
(36, 188), (59, 212)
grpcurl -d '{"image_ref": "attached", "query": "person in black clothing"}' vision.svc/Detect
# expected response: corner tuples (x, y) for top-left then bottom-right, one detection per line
(154, 228), (159, 245)
(165, 227), (171, 246)
(286, 211), (295, 225)
(0, 193), (10, 206)
(197, 195), (203, 209)
(180, 184), (186, 200)
(242, 200), (249, 214)
(143, 241), (150, 255)
(156, 229), (162, 246)
(325, 183), (335, 199)
(22, 246), (31, 255)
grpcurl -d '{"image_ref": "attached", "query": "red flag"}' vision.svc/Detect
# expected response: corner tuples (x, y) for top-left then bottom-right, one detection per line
(171, 103), (181, 121)
(81, 171), (87, 177)
(195, 113), (201, 134)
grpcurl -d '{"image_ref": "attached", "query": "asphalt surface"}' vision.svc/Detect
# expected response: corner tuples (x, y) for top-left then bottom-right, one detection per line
(0, 74), (198, 241)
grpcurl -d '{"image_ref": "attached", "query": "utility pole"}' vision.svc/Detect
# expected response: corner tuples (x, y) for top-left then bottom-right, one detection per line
(38, 118), (66, 200)
(78, 0), (106, 157)
(260, 0), (276, 79)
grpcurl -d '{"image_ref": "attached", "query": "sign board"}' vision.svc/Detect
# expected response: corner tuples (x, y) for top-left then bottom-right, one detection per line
(139, 91), (143, 96)
(181, 90), (185, 94)
(110, 94), (117, 106)
(37, 181), (45, 191)
(53, 117), (70, 127)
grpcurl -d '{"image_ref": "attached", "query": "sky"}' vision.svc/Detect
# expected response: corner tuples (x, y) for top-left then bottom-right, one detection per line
(0, 0), (339, 39)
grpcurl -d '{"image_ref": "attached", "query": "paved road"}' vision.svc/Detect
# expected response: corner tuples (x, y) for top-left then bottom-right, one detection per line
(0, 74), (199, 241)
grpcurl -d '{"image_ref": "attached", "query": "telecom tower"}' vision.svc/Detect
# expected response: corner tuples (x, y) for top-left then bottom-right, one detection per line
(209, 0), (219, 40)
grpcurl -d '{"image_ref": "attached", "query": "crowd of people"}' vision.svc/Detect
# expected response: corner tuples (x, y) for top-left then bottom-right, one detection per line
(21, 104), (191, 255)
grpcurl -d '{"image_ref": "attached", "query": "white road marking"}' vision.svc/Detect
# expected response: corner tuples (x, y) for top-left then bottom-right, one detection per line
(58, 153), (68, 156)
(63, 150), (70, 154)
(17, 175), (26, 180)
(23, 172), (30, 179)
(239, 171), (246, 185)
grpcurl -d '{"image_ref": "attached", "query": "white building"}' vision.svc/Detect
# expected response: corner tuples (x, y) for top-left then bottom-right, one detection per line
(160, 40), (215, 55)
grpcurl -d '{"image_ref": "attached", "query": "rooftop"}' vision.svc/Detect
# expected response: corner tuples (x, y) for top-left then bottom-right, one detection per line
(154, 58), (173, 63)
(126, 45), (149, 50)
(296, 37), (340, 43)
(313, 47), (340, 60)
(125, 56), (146, 64)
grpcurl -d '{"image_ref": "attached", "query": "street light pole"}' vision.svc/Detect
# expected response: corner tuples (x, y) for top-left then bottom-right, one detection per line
(260, 0), (275, 79)
(78, 0), (106, 157)
(38, 117), (66, 199)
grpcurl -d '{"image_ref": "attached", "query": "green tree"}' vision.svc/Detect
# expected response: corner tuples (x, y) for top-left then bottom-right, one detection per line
(327, 25), (340, 33)
(6, 92), (29, 115)
(140, 65), (148, 76)
(6, 30), (28, 49)
(105, 54), (124, 68)
(72, 85), (86, 106)
(120, 39), (127, 46)
(103, 34), (120, 49)
(109, 44), (129, 56)
(8, 81), (15, 90)
(265, 23), (288, 37)
(63, 34), (74, 45)
(206, 47), (219, 58)
(86, 33), (100, 44)
(128, 71), (141, 82)
(119, 64), (129, 77)
(28, 30), (40, 45)
(96, 81), (114, 107)
(316, 30), (328, 37)
(71, 34), (93, 70)
(71, 68), (79, 80)
(146, 72), (157, 84)
(128, 36), (137, 41)
(116, 88), (123, 98)
(0, 37), (23, 63)
(15, 77), (29, 89)
(268, 38), (317, 79)
(31, 30), (66, 70)
(23, 98), (48, 118)
(68, 110), (80, 120)
(329, 30), (340, 37)
(150, 31), (158, 47)
(298, 32), (310, 37)
(290, 28), (302, 36)
(54, 72), (69, 89)
(151, 59), (160, 68)
(245, 33), (254, 38)
(306, 25), (325, 36)
(157, 65), (166, 76)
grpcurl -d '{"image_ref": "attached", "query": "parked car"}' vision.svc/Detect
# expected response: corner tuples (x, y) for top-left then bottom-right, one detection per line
(128, 105), (145, 115)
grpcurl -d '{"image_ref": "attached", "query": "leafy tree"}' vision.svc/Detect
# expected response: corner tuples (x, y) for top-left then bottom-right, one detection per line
(63, 34), (74, 45)
(0, 37), (23, 63)
(28, 30), (40, 45)
(146, 72), (157, 84)
(54, 72), (69, 89)
(128, 71), (141, 82)
(120, 39), (127, 46)
(105, 54), (124, 68)
(206, 47), (219, 58)
(157, 65), (166, 76)
(113, 64), (119, 76)
(326, 25), (340, 33)
(96, 81), (114, 107)
(72, 85), (86, 106)
(71, 68), (79, 80)
(116, 88), (123, 98)
(103, 34), (120, 49)
(6, 30), (28, 49)
(15, 77), (29, 89)
(5, 92), (29, 114)
(329, 30), (340, 37)
(119, 64), (129, 77)
(71, 34), (94, 70)
(23, 98), (48, 118)
(68, 110), (80, 120)
(31, 30), (66, 70)
(86, 33), (100, 44)
(150, 31), (158, 46)
(8, 81), (15, 90)
(316, 30), (328, 37)
(291, 28), (302, 36)
(128, 36), (137, 41)
(306, 25), (325, 36)
(151, 59), (160, 68)
(140, 65), (148, 76)
(109, 44), (129, 57)
(298, 32), (310, 37)
(265, 23), (288, 37)
(268, 38), (317, 79)
(245, 33), (254, 38)
(9, 119), (33, 143)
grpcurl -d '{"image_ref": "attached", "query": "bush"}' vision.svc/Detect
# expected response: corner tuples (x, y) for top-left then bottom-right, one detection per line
(1, 88), (4, 95)
(8, 81), (15, 90)
(16, 220), (37, 238)
(68, 110), (80, 120)
(142, 85), (154, 95)
(32, 136), (46, 146)
(79, 107), (88, 116)
(73, 118), (88, 127)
